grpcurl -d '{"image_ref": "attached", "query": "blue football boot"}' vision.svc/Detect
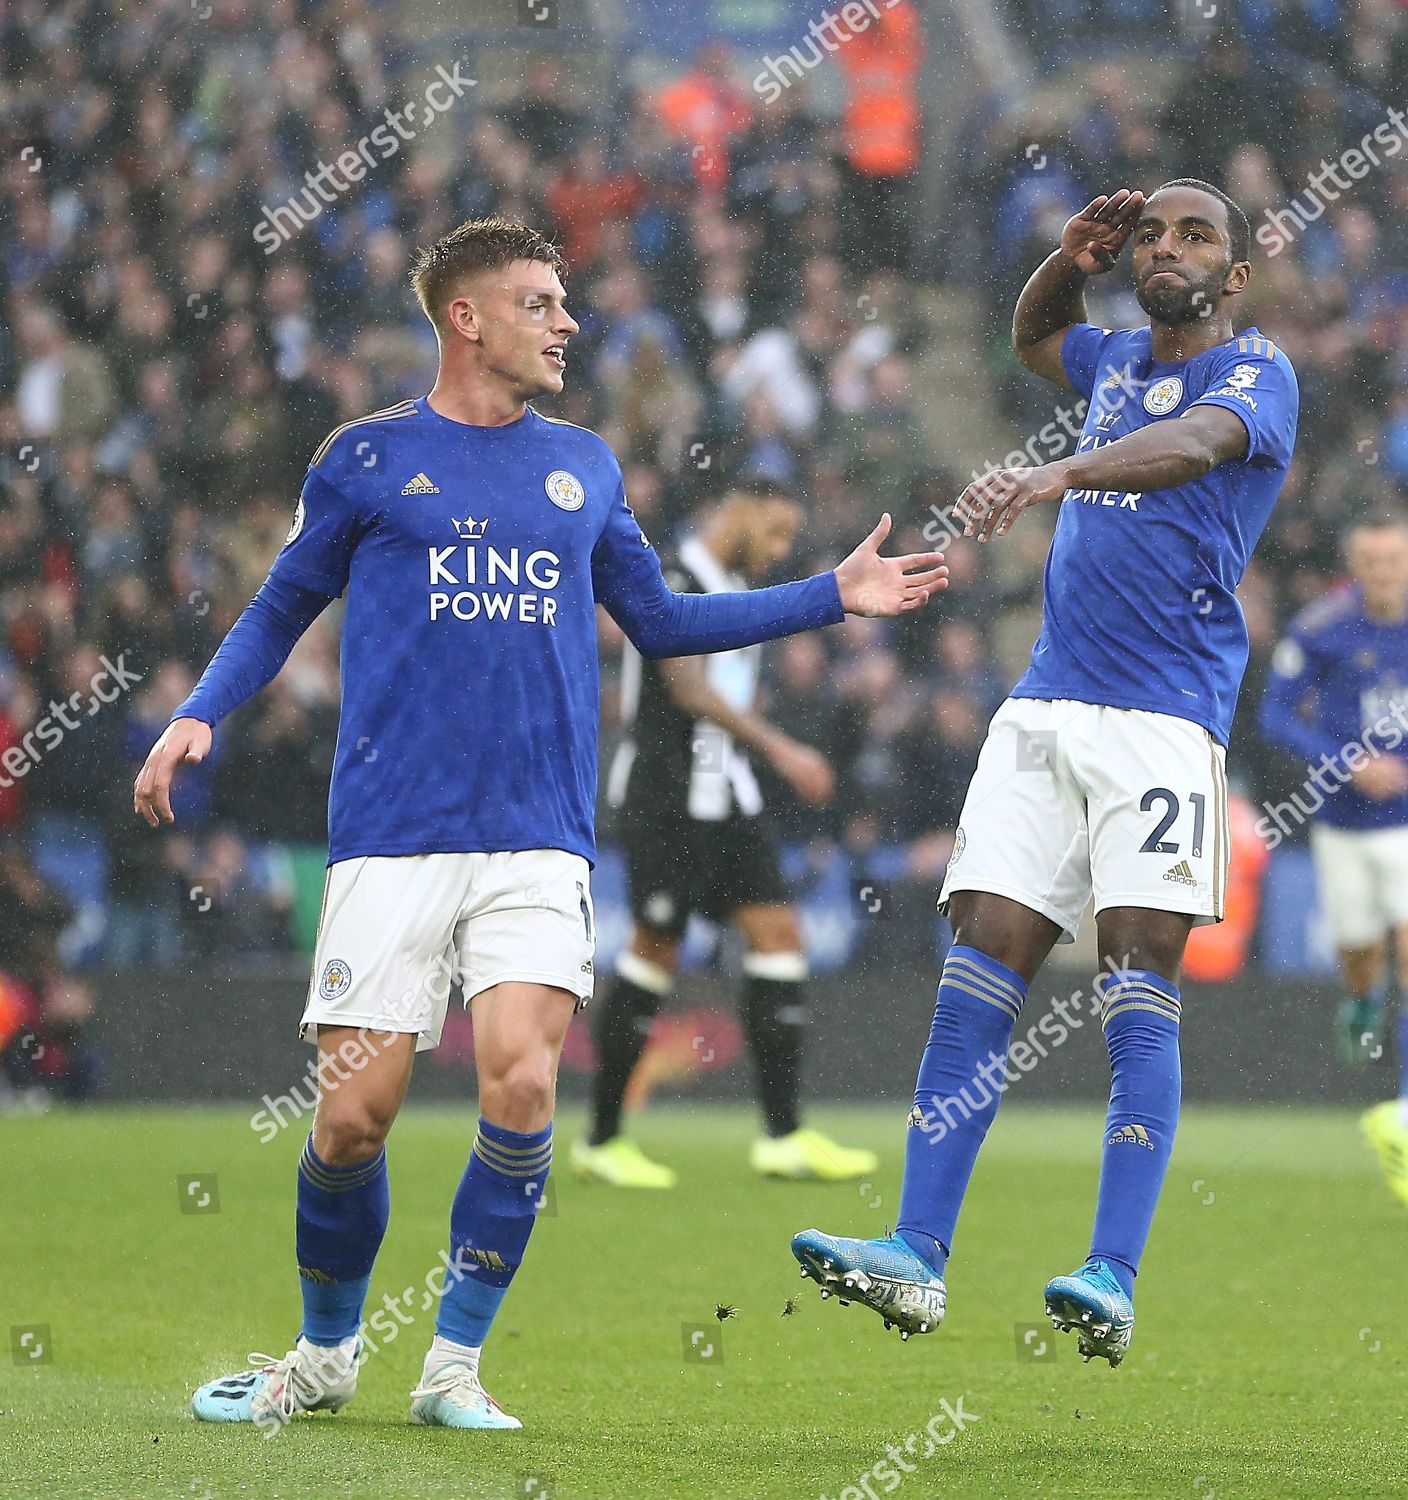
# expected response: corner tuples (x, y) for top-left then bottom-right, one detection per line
(791, 1228), (946, 1340)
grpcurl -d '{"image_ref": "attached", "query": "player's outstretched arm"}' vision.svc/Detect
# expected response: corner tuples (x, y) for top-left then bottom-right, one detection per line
(1013, 189), (1145, 387)
(593, 503), (947, 659)
(956, 406), (1248, 541)
(133, 575), (334, 826)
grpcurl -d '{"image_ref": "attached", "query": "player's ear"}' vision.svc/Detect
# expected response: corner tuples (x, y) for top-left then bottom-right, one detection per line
(1222, 260), (1251, 299)
(446, 295), (481, 344)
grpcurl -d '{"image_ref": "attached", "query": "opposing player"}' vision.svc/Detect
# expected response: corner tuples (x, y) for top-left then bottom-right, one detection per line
(132, 218), (948, 1431)
(576, 479), (878, 1188)
(1258, 513), (1408, 1200)
(791, 181), (1298, 1365)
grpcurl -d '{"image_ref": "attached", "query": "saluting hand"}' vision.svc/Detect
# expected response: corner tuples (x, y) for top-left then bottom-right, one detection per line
(1060, 189), (1145, 274)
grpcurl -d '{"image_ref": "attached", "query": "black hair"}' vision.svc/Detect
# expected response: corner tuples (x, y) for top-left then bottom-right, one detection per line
(1152, 178), (1251, 264)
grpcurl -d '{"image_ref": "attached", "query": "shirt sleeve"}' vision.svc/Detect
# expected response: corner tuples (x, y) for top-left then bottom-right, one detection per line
(1059, 324), (1116, 401)
(1190, 341), (1299, 469)
(1256, 627), (1340, 764)
(175, 575), (336, 729)
(591, 483), (843, 658)
(266, 468), (368, 596)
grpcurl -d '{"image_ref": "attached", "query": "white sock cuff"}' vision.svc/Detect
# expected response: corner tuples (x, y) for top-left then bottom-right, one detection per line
(743, 951), (808, 982)
(429, 1334), (481, 1359)
(618, 950), (675, 996)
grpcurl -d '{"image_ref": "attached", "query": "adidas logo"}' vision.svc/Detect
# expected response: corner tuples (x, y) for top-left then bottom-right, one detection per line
(1162, 859), (1197, 887)
(1107, 1124), (1155, 1150)
(452, 516), (487, 540)
(401, 472), (440, 495)
(908, 1104), (927, 1130)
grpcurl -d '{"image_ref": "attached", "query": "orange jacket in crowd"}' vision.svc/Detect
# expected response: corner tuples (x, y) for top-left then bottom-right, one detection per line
(834, 0), (924, 177)
(654, 50), (755, 191)
(1182, 792), (1270, 982)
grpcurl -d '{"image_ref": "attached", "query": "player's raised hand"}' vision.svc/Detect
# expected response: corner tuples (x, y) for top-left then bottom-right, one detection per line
(133, 716), (213, 827)
(834, 514), (948, 617)
(955, 464), (1070, 542)
(1060, 189), (1145, 274)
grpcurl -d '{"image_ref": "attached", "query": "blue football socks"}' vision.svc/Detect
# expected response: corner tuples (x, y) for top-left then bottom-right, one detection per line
(1088, 970), (1182, 1299)
(896, 945), (1028, 1274)
(436, 1117), (553, 1348)
(295, 1135), (390, 1346)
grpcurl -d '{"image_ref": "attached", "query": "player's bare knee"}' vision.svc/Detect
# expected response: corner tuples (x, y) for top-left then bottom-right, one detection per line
(481, 1056), (555, 1129)
(948, 892), (1058, 984)
(1096, 908), (1193, 984)
(312, 1101), (395, 1164)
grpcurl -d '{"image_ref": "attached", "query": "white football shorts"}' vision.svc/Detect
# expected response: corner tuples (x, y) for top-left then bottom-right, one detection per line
(939, 697), (1229, 942)
(1309, 822), (1408, 950)
(299, 849), (596, 1051)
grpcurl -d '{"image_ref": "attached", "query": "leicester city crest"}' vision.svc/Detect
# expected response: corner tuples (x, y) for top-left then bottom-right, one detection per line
(545, 470), (585, 511)
(1142, 376), (1184, 416)
(319, 959), (352, 1000)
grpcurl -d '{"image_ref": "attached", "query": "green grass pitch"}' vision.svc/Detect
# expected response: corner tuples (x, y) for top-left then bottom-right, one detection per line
(3, 1102), (1404, 1498)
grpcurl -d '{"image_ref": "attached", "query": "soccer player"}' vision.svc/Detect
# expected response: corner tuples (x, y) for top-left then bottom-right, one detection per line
(1258, 513), (1408, 1200)
(132, 218), (947, 1431)
(575, 478), (878, 1188)
(791, 181), (1298, 1365)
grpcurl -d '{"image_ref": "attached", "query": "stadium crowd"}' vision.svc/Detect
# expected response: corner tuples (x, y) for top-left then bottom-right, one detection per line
(1, 0), (1406, 1076)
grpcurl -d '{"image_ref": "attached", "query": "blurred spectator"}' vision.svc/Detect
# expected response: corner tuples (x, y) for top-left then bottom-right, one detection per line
(1, 0), (1404, 984)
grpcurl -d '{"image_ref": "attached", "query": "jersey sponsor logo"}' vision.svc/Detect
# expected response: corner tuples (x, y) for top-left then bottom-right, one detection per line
(1224, 363), (1261, 391)
(1067, 434), (1141, 510)
(544, 469), (585, 511)
(285, 498), (305, 545)
(452, 516), (488, 540)
(1207, 385), (1258, 411)
(401, 471), (440, 495)
(319, 959), (352, 999)
(427, 543), (563, 625)
(1142, 375), (1184, 415)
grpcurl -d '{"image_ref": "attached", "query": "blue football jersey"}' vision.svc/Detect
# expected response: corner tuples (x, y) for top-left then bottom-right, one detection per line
(1259, 586), (1408, 830)
(1011, 325), (1299, 745)
(265, 399), (840, 865)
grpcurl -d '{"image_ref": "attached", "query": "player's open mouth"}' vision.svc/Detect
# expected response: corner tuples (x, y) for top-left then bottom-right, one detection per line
(544, 345), (567, 369)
